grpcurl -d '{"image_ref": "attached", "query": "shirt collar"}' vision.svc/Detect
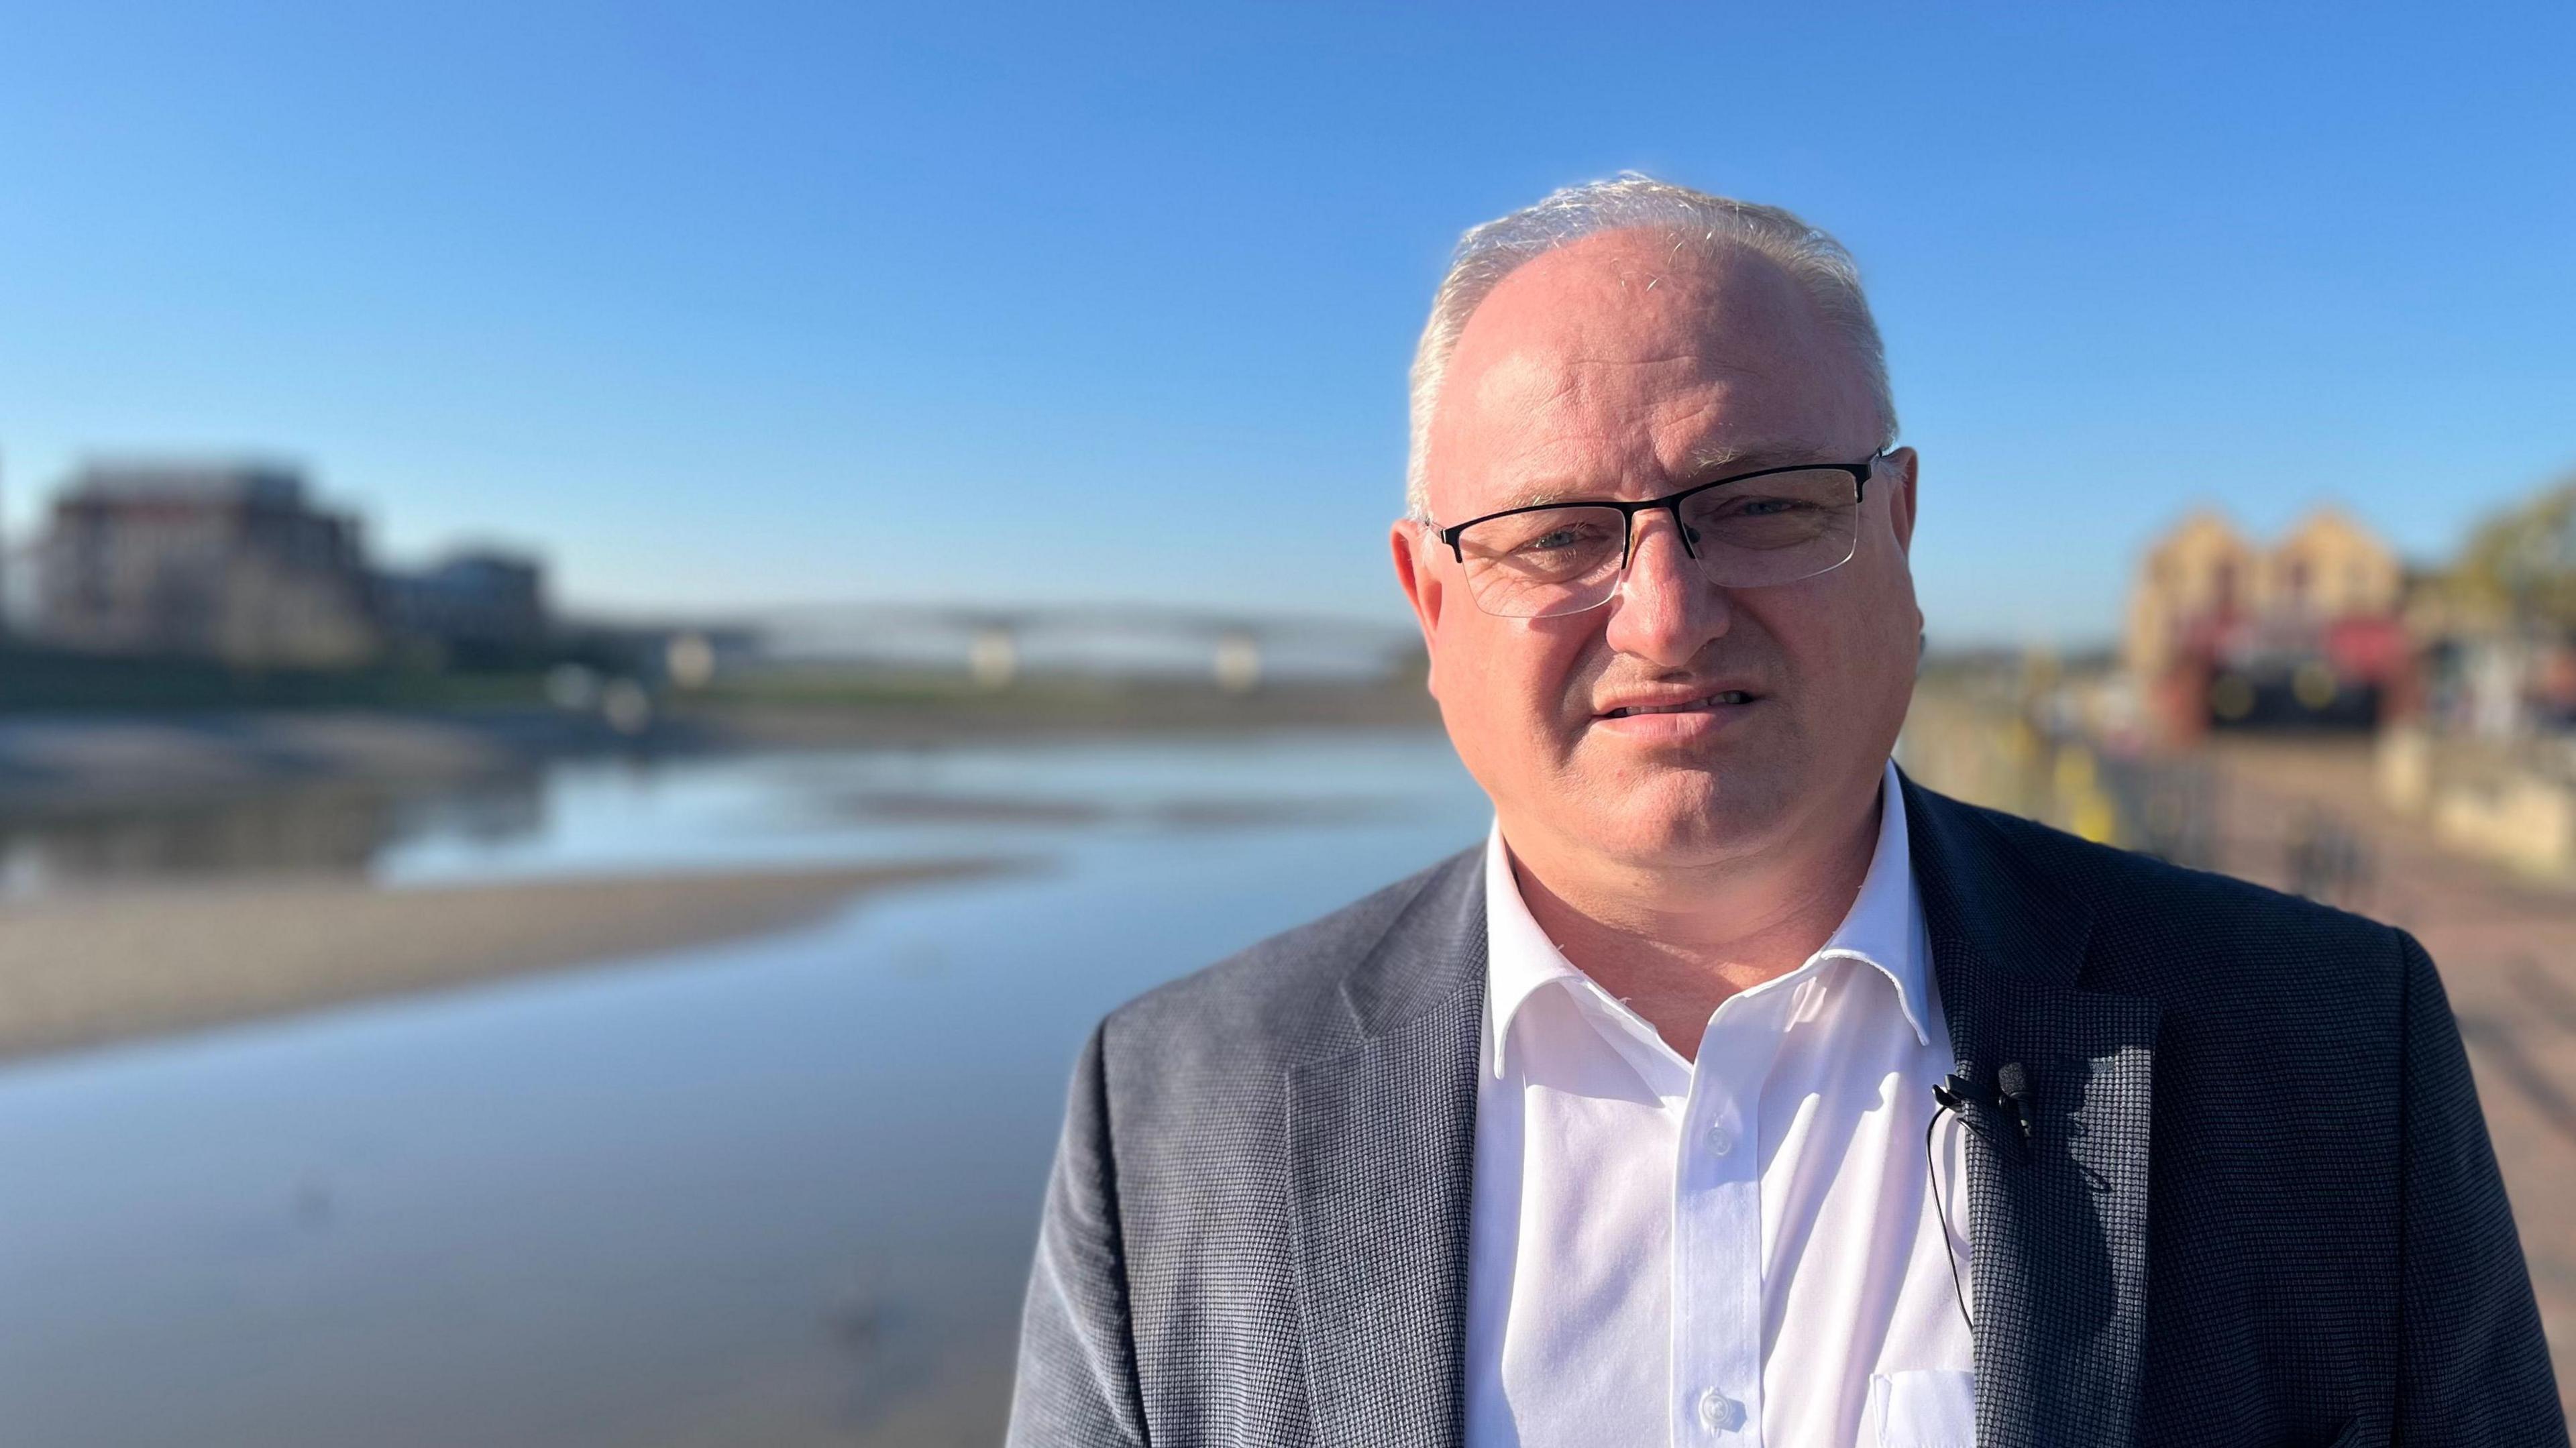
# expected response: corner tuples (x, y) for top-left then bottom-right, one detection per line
(1484, 759), (1934, 1076)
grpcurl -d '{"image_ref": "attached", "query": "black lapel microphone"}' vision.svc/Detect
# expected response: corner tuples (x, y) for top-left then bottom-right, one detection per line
(1994, 1062), (2036, 1145)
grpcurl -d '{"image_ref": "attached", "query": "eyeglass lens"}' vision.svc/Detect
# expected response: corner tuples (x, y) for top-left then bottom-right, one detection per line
(1453, 467), (1861, 618)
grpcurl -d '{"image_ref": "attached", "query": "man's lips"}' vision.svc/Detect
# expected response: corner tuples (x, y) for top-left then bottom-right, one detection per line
(1595, 689), (1758, 719)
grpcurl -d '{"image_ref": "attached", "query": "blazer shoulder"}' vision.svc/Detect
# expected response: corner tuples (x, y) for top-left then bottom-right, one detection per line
(1939, 787), (2410, 1000)
(1101, 846), (1480, 1068)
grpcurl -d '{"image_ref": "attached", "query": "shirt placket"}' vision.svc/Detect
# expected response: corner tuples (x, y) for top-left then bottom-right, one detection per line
(1671, 983), (1794, 1446)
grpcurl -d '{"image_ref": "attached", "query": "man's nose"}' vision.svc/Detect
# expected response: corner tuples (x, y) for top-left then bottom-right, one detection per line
(1603, 510), (1733, 665)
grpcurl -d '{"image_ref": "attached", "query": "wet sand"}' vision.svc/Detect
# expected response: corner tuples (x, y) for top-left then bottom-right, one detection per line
(0, 860), (1000, 1064)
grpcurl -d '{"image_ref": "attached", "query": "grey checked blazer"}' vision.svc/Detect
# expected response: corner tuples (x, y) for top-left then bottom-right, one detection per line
(1009, 773), (2567, 1447)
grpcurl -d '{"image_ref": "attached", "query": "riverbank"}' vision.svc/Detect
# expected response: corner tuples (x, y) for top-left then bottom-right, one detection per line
(0, 708), (680, 813)
(0, 679), (1438, 812)
(0, 859), (1000, 1064)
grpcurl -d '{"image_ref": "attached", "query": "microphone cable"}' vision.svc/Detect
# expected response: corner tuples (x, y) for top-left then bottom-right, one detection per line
(1926, 1078), (1976, 1332)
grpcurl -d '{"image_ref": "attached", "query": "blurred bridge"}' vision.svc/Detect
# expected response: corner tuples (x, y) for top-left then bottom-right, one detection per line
(674, 602), (1422, 691)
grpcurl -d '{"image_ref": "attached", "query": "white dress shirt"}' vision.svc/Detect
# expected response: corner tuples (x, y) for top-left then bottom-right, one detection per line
(1464, 761), (1976, 1448)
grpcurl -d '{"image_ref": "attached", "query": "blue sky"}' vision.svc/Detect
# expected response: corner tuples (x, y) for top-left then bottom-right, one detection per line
(1, 1), (2568, 645)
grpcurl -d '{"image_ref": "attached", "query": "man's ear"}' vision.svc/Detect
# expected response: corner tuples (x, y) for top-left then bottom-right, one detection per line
(1390, 520), (1444, 701)
(1884, 446), (1919, 556)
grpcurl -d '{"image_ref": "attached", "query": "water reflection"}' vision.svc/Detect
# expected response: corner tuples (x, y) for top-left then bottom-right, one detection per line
(0, 774), (548, 896)
(0, 734), (1413, 900)
(0, 729), (1490, 1448)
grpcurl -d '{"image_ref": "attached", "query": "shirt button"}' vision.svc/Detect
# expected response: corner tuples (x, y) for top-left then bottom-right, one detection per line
(1705, 1121), (1734, 1156)
(1696, 1388), (1746, 1432)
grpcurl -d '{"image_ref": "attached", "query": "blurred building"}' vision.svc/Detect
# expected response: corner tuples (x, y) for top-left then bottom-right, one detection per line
(2273, 510), (2406, 617)
(2125, 506), (2408, 737)
(36, 463), (379, 667)
(2125, 511), (2257, 683)
(376, 550), (548, 662)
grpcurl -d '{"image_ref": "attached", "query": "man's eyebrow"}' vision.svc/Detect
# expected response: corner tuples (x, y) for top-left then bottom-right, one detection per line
(1468, 443), (1843, 514)
(1679, 440), (1833, 478)
(1490, 480), (1591, 510)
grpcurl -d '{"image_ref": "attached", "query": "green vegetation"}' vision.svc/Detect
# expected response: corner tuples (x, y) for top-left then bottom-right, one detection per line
(2449, 474), (2576, 630)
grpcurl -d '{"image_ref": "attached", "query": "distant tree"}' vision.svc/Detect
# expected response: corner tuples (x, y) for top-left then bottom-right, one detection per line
(2451, 475), (2576, 632)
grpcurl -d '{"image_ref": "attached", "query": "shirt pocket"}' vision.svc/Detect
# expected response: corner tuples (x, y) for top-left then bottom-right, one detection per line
(1868, 1369), (1976, 1448)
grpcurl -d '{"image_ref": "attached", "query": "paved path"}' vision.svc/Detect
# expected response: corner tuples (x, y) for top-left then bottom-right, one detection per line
(2193, 738), (2576, 1414)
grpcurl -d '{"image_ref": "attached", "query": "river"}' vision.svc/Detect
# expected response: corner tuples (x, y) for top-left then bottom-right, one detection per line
(0, 729), (1491, 1448)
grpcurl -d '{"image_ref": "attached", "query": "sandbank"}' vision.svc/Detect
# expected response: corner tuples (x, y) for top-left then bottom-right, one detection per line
(0, 860), (997, 1064)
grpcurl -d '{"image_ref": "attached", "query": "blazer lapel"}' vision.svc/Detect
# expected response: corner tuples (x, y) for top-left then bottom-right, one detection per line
(1904, 773), (2161, 1448)
(1287, 854), (1485, 1448)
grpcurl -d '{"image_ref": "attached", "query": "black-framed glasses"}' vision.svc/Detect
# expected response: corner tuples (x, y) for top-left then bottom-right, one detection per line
(1430, 453), (1881, 619)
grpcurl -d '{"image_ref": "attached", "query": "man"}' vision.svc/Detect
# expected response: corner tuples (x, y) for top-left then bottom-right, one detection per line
(1007, 176), (2565, 1447)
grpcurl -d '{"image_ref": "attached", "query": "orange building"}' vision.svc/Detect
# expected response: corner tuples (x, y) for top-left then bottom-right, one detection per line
(2126, 507), (2408, 738)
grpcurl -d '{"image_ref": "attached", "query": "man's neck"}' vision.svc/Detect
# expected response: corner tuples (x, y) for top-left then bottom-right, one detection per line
(1502, 779), (1885, 1062)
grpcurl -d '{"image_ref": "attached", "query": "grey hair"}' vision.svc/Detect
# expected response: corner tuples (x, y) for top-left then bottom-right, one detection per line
(1404, 173), (1898, 520)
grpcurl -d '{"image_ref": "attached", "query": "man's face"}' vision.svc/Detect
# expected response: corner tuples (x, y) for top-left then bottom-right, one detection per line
(1393, 229), (1923, 871)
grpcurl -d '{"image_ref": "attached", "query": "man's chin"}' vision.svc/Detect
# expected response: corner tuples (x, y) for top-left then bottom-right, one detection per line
(1574, 772), (1792, 866)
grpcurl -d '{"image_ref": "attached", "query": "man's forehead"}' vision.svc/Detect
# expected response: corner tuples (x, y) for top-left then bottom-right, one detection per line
(1428, 230), (1868, 509)
(1460, 229), (1814, 361)
(1467, 427), (1835, 511)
